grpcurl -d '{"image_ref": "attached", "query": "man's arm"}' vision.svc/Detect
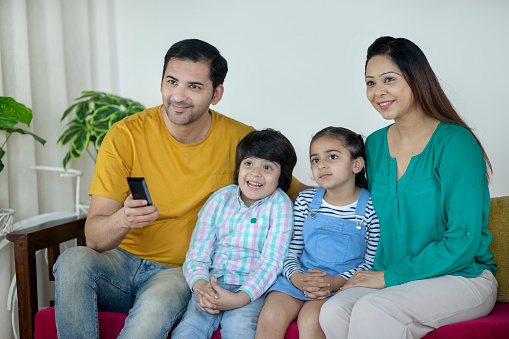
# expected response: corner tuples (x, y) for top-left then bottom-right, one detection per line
(84, 194), (159, 252)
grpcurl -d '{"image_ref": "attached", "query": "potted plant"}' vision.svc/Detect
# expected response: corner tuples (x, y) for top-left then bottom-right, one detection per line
(0, 96), (46, 234)
(57, 91), (145, 169)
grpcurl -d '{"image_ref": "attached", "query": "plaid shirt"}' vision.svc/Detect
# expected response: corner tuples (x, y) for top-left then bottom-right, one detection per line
(183, 184), (293, 301)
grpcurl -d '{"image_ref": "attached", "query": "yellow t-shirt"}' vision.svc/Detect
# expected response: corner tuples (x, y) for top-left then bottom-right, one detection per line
(89, 105), (300, 267)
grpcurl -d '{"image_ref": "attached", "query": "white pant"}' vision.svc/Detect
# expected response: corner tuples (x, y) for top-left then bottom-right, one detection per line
(319, 270), (497, 339)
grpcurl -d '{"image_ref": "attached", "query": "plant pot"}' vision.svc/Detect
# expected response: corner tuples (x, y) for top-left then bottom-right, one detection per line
(0, 208), (15, 236)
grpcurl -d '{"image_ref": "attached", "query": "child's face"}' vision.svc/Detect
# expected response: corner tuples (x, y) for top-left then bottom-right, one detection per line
(238, 157), (281, 207)
(310, 136), (359, 191)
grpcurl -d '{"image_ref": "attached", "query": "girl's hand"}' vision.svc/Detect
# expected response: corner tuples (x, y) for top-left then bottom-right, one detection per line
(302, 269), (347, 299)
(341, 270), (386, 290)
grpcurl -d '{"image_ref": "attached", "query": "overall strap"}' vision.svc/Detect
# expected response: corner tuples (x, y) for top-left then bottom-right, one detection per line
(309, 187), (326, 209)
(353, 188), (371, 229)
(354, 188), (371, 217)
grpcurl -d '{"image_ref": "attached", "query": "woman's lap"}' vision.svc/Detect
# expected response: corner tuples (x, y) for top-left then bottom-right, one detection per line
(319, 270), (497, 339)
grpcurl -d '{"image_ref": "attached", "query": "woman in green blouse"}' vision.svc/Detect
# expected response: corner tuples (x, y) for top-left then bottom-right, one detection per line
(319, 36), (498, 338)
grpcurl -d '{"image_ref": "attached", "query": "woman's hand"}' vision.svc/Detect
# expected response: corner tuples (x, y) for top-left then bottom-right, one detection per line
(341, 270), (386, 290)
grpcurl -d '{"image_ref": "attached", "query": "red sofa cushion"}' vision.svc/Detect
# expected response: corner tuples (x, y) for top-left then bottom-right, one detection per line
(422, 303), (509, 339)
(34, 306), (299, 338)
(34, 303), (508, 339)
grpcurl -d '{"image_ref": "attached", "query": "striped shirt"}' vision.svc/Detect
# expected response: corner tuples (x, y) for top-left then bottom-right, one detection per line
(282, 188), (380, 280)
(183, 184), (293, 301)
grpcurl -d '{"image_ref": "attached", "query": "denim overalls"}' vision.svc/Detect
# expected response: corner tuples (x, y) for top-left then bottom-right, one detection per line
(268, 187), (370, 300)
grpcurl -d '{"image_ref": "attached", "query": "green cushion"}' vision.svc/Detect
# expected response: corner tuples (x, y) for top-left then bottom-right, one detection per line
(488, 196), (509, 302)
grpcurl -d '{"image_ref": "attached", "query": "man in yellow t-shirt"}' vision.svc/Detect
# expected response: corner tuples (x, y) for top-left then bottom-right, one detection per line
(53, 39), (304, 338)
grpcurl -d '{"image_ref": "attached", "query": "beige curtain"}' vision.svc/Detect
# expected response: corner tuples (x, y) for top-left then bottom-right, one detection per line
(0, 0), (118, 337)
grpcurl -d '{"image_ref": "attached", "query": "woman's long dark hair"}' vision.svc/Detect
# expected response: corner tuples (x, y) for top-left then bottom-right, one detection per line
(366, 36), (492, 181)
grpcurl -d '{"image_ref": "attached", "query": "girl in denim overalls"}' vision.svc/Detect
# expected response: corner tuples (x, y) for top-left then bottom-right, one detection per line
(255, 127), (380, 339)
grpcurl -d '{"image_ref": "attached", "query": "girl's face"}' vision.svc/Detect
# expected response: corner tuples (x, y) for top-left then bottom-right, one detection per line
(365, 55), (417, 122)
(238, 157), (281, 207)
(310, 136), (361, 191)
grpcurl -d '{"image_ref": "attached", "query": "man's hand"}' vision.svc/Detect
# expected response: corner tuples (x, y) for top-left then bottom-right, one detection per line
(123, 194), (159, 230)
(340, 270), (386, 290)
(85, 194), (158, 252)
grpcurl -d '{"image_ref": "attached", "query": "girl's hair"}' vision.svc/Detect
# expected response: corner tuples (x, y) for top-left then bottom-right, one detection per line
(234, 129), (297, 193)
(366, 36), (492, 181)
(311, 126), (368, 190)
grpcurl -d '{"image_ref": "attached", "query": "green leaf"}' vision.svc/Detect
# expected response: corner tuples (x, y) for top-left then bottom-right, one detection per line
(91, 105), (119, 123)
(71, 129), (90, 155)
(0, 96), (33, 127)
(58, 123), (87, 146)
(94, 96), (121, 107)
(60, 102), (79, 122)
(105, 94), (123, 106)
(129, 104), (145, 112)
(0, 127), (46, 146)
(62, 151), (72, 170)
(95, 132), (107, 150)
(70, 146), (81, 158)
(75, 101), (91, 122)
(118, 97), (131, 108)
(75, 91), (105, 101)
(90, 121), (109, 135)
(0, 147), (4, 172)
(0, 110), (18, 128)
(108, 112), (127, 127)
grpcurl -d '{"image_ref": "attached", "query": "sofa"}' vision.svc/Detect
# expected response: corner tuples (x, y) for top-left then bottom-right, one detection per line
(7, 196), (509, 339)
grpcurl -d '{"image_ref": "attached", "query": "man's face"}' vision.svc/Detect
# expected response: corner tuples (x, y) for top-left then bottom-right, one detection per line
(160, 58), (222, 126)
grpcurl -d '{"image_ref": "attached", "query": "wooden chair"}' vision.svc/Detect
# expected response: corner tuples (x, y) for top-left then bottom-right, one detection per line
(7, 215), (87, 339)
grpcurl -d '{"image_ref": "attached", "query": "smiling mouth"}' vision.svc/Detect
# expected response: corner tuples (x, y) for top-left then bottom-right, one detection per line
(247, 181), (263, 189)
(378, 101), (394, 110)
(172, 105), (190, 112)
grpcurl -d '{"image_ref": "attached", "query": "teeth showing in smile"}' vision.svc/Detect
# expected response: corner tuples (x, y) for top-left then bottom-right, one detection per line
(248, 181), (262, 188)
(380, 101), (393, 107)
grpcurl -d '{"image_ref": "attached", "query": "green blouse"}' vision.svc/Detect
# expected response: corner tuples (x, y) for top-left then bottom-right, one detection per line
(366, 122), (496, 287)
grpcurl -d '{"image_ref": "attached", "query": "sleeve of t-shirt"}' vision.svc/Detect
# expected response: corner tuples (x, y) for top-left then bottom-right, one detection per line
(88, 123), (133, 202)
(282, 192), (310, 279)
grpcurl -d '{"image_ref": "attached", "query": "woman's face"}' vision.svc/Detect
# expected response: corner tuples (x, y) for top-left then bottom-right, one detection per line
(365, 55), (417, 121)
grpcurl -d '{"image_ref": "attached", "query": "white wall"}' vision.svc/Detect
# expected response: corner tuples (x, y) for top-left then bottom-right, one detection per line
(112, 0), (509, 197)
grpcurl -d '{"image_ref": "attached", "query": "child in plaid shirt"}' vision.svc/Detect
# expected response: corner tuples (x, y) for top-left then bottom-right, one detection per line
(172, 129), (297, 339)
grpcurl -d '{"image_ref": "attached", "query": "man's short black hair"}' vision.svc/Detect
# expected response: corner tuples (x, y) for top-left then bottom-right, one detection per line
(162, 39), (227, 90)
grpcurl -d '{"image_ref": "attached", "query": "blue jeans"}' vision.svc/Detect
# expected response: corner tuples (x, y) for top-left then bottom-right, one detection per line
(53, 247), (191, 339)
(171, 277), (265, 339)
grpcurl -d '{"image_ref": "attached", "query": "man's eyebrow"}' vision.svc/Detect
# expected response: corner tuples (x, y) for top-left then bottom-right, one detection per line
(165, 75), (205, 86)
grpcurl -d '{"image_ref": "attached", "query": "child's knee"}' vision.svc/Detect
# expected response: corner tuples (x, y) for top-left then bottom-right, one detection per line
(258, 306), (282, 326)
(297, 307), (320, 330)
